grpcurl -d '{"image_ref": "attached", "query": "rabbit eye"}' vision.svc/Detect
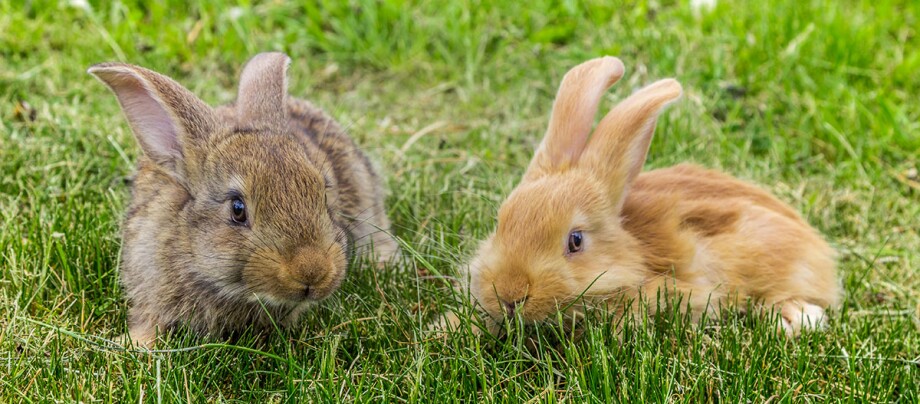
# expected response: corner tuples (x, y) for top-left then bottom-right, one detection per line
(567, 230), (584, 254)
(230, 198), (247, 224)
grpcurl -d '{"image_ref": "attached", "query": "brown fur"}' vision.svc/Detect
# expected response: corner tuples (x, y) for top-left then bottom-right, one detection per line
(90, 53), (398, 346)
(464, 57), (840, 338)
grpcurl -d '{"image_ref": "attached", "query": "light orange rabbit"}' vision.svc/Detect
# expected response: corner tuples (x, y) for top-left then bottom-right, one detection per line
(462, 57), (839, 337)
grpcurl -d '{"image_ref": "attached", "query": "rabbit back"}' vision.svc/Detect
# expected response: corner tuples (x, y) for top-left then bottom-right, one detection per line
(623, 164), (840, 311)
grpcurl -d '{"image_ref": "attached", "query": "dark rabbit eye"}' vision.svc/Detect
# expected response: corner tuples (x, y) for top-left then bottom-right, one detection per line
(567, 230), (584, 254)
(230, 198), (247, 224)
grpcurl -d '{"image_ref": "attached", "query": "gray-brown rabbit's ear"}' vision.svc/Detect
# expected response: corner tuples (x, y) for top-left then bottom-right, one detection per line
(581, 78), (682, 208)
(236, 52), (291, 127)
(88, 63), (216, 167)
(525, 56), (625, 180)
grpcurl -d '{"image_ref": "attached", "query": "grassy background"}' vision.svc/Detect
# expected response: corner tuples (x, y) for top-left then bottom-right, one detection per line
(1, 0), (918, 401)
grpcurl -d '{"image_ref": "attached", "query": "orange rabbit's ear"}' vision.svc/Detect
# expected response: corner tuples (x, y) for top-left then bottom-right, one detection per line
(580, 78), (683, 209)
(525, 57), (625, 179)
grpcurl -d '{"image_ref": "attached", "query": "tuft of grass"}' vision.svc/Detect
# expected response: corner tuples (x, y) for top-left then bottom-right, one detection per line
(1, 0), (917, 401)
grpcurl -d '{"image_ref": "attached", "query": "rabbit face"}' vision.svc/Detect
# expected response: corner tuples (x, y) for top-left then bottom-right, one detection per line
(470, 173), (646, 322)
(184, 132), (349, 307)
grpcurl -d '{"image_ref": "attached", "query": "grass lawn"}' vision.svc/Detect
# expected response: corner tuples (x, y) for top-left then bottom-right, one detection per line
(1, 0), (918, 401)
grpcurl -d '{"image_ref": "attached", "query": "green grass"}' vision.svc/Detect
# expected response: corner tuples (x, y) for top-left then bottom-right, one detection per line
(1, 0), (918, 401)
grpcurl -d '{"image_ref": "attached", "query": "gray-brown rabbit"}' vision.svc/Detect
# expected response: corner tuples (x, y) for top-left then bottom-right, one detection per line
(90, 52), (398, 347)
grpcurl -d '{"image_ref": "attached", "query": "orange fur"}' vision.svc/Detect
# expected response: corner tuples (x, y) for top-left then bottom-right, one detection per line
(465, 58), (839, 337)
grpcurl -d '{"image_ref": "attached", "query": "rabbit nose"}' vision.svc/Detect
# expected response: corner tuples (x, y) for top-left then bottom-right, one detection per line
(501, 298), (525, 317)
(302, 286), (312, 299)
(287, 246), (333, 282)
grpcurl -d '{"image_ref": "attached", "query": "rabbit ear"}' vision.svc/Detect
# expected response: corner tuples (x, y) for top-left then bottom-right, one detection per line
(237, 52), (291, 127)
(525, 57), (625, 179)
(580, 78), (683, 208)
(88, 63), (216, 167)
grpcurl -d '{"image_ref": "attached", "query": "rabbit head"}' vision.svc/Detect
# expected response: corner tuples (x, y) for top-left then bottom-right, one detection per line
(90, 53), (349, 307)
(469, 57), (683, 322)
